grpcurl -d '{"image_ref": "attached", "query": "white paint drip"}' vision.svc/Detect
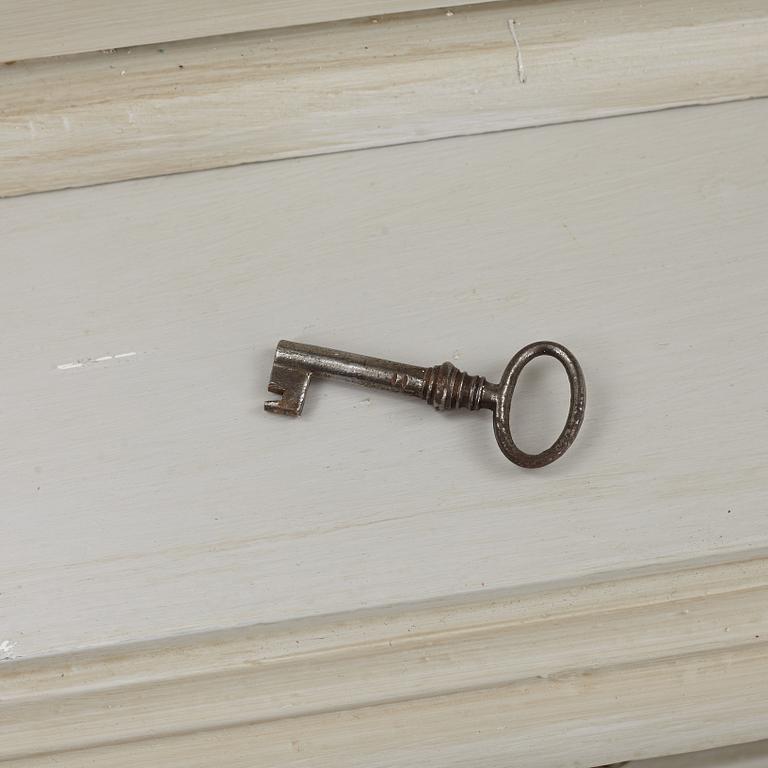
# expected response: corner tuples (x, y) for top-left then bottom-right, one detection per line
(507, 19), (527, 84)
(57, 351), (136, 370)
(0, 640), (18, 661)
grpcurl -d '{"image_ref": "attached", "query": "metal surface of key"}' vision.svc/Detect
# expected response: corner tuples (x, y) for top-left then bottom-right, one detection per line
(265, 340), (586, 468)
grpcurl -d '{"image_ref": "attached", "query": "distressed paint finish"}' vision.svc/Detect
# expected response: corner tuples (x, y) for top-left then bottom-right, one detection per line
(1, 554), (768, 765)
(635, 741), (768, 767)
(0, 0), (500, 61)
(1, 0), (767, 196)
(1, 101), (768, 667)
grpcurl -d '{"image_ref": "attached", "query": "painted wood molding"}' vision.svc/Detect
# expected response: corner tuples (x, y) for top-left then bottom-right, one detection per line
(2, 552), (767, 766)
(0, 0), (497, 62)
(635, 741), (768, 768)
(2, 0), (767, 197)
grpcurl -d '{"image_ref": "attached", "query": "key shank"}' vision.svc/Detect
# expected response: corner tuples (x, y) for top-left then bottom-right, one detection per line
(265, 340), (491, 415)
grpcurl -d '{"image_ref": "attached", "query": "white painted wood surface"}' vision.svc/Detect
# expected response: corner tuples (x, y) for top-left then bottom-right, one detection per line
(2, 0), (767, 197)
(2, 98), (767, 664)
(2, 553), (768, 765)
(636, 741), (768, 767)
(0, 0), (496, 62)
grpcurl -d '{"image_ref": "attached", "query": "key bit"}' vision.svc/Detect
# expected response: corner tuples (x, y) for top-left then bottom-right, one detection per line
(265, 340), (586, 468)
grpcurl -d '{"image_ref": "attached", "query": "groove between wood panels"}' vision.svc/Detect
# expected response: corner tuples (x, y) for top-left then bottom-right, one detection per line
(0, 0), (502, 62)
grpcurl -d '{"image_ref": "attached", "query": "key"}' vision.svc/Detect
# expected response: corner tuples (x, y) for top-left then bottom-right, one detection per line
(265, 340), (585, 468)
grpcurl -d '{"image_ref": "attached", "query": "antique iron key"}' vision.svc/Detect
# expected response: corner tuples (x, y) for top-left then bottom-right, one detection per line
(265, 340), (586, 468)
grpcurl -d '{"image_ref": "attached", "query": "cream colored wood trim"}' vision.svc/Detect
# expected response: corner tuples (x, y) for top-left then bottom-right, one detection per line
(0, 0), (497, 62)
(2, 552), (768, 766)
(2, 0), (767, 198)
(635, 741), (768, 767)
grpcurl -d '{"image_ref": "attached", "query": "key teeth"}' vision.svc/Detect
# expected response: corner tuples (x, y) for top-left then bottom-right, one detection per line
(264, 391), (300, 416)
(264, 365), (311, 416)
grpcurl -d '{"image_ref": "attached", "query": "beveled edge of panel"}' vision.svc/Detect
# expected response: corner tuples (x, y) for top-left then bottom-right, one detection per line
(2, 548), (768, 765)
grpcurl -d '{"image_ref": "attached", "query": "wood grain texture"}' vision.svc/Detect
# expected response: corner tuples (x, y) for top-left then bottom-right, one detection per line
(2, 0), (767, 197)
(2, 553), (768, 765)
(0, 0), (496, 62)
(636, 741), (768, 768)
(1, 99), (768, 665)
